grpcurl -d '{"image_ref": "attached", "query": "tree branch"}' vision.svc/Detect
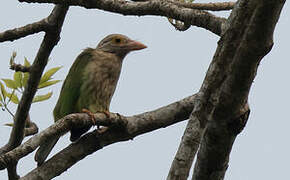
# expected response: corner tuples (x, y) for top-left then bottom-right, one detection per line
(0, 18), (48, 43)
(192, 0), (285, 179)
(0, 5), (69, 180)
(19, 0), (226, 36)
(24, 115), (39, 137)
(171, 1), (235, 11)
(0, 94), (196, 179)
(167, 0), (285, 179)
(10, 63), (31, 73)
(1, 4), (68, 153)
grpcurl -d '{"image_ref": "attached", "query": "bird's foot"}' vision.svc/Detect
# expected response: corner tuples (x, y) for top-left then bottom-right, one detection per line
(96, 110), (111, 119)
(82, 108), (96, 125)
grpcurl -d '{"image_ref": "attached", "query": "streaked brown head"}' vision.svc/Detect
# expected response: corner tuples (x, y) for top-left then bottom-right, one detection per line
(97, 34), (147, 58)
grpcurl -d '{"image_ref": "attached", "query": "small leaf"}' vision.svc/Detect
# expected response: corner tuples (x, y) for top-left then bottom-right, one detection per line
(24, 57), (31, 67)
(40, 66), (62, 84)
(9, 51), (17, 66)
(0, 82), (7, 101)
(38, 80), (61, 89)
(4, 123), (14, 127)
(2, 79), (18, 89)
(32, 92), (52, 103)
(14, 72), (23, 88)
(7, 92), (19, 104)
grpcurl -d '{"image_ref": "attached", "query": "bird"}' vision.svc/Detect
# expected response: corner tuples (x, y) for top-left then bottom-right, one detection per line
(34, 34), (147, 166)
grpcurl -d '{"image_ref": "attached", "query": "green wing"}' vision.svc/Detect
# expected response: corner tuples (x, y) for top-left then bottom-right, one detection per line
(53, 48), (94, 121)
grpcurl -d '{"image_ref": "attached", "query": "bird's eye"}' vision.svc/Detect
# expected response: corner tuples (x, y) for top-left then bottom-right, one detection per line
(114, 38), (121, 43)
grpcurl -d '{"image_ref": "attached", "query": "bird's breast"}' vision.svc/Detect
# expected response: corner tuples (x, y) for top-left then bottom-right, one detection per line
(80, 57), (122, 111)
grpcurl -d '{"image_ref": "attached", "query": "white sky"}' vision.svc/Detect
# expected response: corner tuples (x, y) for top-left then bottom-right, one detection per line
(0, 1), (289, 179)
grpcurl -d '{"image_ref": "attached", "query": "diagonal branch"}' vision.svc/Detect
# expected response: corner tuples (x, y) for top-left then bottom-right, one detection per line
(0, 5), (69, 180)
(19, 0), (226, 36)
(168, 0), (286, 180)
(1, 4), (69, 154)
(0, 18), (48, 43)
(192, 0), (285, 179)
(0, 94), (196, 179)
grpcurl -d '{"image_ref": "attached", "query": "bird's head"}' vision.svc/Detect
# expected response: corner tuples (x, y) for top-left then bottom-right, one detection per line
(96, 34), (147, 58)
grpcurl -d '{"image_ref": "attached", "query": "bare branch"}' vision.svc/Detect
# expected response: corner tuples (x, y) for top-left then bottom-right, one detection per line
(191, 0), (285, 179)
(0, 19), (48, 43)
(167, 0), (286, 179)
(0, 94), (196, 179)
(24, 115), (39, 137)
(171, 1), (235, 11)
(10, 63), (31, 73)
(19, 0), (226, 36)
(7, 162), (19, 180)
(0, 5), (69, 154)
(167, 92), (207, 180)
(0, 5), (69, 180)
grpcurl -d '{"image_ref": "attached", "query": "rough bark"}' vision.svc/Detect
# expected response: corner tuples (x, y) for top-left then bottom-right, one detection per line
(167, 0), (285, 180)
(19, 0), (226, 35)
(0, 5), (69, 180)
(1, 94), (196, 180)
(192, 0), (285, 179)
(0, 0), (286, 179)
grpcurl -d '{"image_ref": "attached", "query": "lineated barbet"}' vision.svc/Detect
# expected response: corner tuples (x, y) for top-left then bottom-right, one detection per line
(34, 34), (147, 166)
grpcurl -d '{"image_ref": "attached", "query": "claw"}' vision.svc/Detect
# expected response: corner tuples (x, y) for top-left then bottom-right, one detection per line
(96, 110), (110, 119)
(82, 108), (96, 125)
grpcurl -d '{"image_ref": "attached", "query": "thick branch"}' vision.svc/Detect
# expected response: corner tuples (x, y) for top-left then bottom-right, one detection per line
(172, 1), (235, 11)
(192, 0), (285, 179)
(0, 94), (196, 179)
(0, 18), (48, 43)
(0, 5), (68, 180)
(168, 0), (285, 179)
(1, 5), (69, 154)
(19, 0), (226, 36)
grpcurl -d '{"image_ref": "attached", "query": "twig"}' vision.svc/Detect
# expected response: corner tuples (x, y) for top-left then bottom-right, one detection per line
(10, 64), (31, 73)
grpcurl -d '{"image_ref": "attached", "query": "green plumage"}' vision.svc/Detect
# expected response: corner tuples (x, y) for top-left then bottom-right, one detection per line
(35, 34), (146, 166)
(55, 47), (122, 141)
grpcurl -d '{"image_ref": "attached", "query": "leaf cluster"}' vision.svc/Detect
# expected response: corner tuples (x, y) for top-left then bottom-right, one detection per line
(0, 53), (61, 118)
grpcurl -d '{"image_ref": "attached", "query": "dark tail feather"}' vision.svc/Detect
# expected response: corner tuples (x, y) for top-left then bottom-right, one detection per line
(70, 126), (91, 142)
(34, 138), (59, 166)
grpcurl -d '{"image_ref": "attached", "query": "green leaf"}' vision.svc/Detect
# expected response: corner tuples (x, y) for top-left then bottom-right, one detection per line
(40, 66), (62, 84)
(9, 51), (17, 66)
(14, 72), (23, 88)
(7, 92), (19, 104)
(24, 57), (31, 67)
(38, 80), (61, 89)
(32, 92), (52, 103)
(0, 82), (7, 101)
(2, 79), (18, 89)
(4, 123), (14, 127)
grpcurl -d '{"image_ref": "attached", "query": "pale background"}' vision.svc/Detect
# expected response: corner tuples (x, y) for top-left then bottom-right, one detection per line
(0, 0), (289, 179)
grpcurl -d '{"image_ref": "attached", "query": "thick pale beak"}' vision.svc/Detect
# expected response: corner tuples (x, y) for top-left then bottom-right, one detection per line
(127, 40), (147, 51)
